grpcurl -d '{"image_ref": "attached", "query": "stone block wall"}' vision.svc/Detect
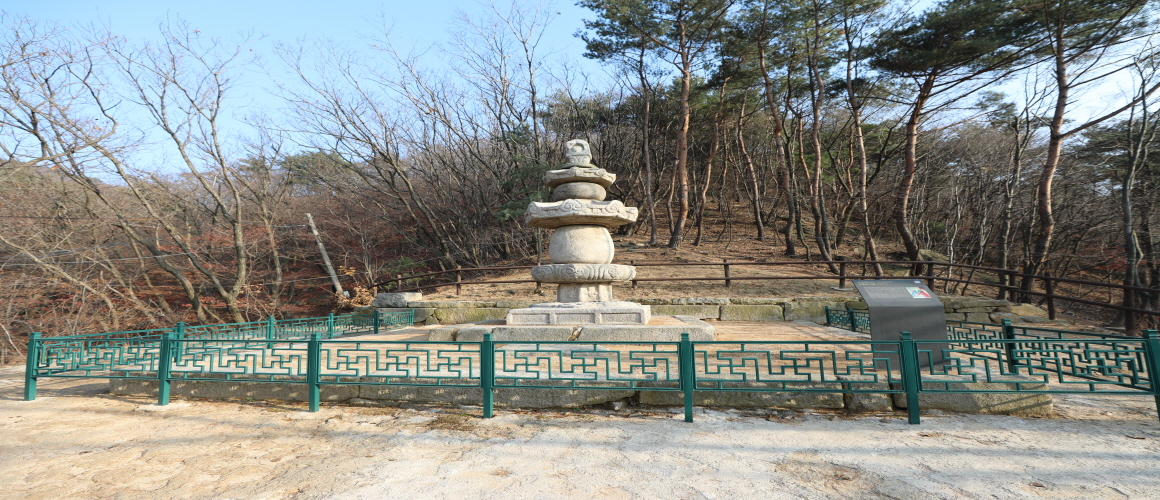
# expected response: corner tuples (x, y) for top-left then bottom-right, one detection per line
(841, 298), (1050, 324)
(397, 297), (851, 325)
(370, 295), (1052, 327)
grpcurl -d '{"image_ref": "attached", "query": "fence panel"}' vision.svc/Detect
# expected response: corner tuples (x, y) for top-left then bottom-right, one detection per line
(491, 341), (682, 390)
(692, 341), (904, 392)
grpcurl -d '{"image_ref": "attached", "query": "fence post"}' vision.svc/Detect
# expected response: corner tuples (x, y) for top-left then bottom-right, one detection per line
(847, 308), (857, 332)
(926, 263), (936, 290)
(1124, 288), (1137, 336)
(23, 332), (40, 401)
(680, 333), (695, 423)
(899, 332), (921, 425)
(327, 313), (335, 339)
(266, 316), (275, 341)
(837, 256), (847, 289)
(481, 333), (495, 419)
(1142, 330), (1160, 423)
(455, 267), (462, 296)
(1043, 273), (1057, 320)
(630, 260), (638, 288)
(157, 332), (173, 406)
(1001, 319), (1018, 374)
(173, 322), (185, 360)
(996, 270), (1007, 300)
(723, 259), (731, 288)
(307, 332), (321, 412)
(373, 309), (381, 334)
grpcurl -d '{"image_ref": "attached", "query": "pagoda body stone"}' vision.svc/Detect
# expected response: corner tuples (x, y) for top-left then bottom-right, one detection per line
(506, 139), (651, 326)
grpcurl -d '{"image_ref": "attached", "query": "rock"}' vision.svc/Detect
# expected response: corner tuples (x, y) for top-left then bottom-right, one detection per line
(990, 312), (1020, 322)
(1008, 303), (1047, 317)
(494, 301), (536, 309)
(730, 298), (788, 305)
(376, 307), (433, 323)
(838, 377), (894, 413)
(944, 313), (967, 321)
(957, 299), (1009, 308)
(649, 305), (721, 320)
(427, 326), (459, 341)
(891, 379), (1052, 416)
(372, 292), (422, 308)
(719, 305), (784, 321)
(359, 379), (635, 409)
(109, 376), (358, 402)
(844, 301), (869, 310)
(347, 398), (376, 406)
(636, 298), (672, 305)
(672, 297), (730, 305)
(784, 301), (846, 323)
(956, 307), (993, 313)
(965, 312), (992, 323)
(432, 308), (509, 324)
(639, 382), (845, 409)
(1019, 316), (1054, 324)
(410, 301), (496, 308)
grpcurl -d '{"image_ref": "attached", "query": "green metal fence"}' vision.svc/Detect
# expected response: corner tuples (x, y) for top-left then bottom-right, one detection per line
(22, 309), (412, 394)
(24, 307), (1160, 424)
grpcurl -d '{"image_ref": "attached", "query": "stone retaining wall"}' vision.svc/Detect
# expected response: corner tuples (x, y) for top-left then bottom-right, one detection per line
(366, 296), (854, 326)
(109, 376), (1051, 416)
(843, 297), (1050, 324)
(363, 296), (1050, 326)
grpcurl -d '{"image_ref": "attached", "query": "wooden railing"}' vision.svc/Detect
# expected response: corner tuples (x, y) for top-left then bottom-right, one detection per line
(371, 259), (1160, 332)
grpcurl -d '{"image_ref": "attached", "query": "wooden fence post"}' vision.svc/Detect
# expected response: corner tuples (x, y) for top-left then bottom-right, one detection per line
(723, 258), (731, 288)
(455, 267), (462, 296)
(1125, 287), (1137, 336)
(1043, 273), (1057, 320)
(837, 256), (847, 289)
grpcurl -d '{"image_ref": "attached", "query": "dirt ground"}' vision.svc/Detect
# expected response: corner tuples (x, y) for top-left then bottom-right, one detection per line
(420, 238), (1118, 332)
(4, 348), (1159, 499)
(426, 239), (869, 303)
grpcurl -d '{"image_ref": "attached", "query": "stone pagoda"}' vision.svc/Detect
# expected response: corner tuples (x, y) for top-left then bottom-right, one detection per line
(506, 140), (652, 326)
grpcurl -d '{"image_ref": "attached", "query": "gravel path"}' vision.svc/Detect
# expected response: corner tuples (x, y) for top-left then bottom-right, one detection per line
(2, 364), (1159, 499)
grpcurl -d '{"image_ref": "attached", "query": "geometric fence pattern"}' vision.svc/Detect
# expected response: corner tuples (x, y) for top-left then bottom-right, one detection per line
(23, 309), (1160, 425)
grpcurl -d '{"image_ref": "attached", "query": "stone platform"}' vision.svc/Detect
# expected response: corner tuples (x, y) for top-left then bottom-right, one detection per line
(506, 300), (651, 325)
(430, 315), (714, 342)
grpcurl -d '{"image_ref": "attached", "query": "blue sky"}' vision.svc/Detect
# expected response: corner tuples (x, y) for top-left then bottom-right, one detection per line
(6, 0), (609, 168)
(7, 0), (597, 57)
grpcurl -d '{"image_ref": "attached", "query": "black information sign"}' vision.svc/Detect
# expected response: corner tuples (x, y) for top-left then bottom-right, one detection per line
(852, 279), (950, 367)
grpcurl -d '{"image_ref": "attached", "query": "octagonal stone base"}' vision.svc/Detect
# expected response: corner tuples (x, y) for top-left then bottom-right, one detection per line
(506, 301), (651, 325)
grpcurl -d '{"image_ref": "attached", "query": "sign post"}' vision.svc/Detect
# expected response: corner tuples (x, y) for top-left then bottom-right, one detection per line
(852, 279), (950, 367)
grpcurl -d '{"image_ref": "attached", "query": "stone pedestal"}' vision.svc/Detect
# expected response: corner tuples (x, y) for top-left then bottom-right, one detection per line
(507, 301), (651, 326)
(501, 139), (708, 339)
